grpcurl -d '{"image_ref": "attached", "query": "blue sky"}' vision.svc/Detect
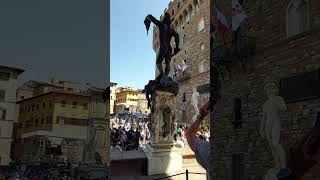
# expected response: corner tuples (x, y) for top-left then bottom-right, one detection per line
(110, 0), (170, 89)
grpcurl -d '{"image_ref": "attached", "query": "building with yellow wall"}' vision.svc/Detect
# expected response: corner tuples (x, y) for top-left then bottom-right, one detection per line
(115, 87), (150, 115)
(0, 65), (24, 165)
(15, 90), (90, 162)
(137, 91), (150, 115)
(14, 80), (109, 163)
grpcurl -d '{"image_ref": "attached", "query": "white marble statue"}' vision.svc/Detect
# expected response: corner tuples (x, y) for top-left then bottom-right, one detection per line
(191, 88), (200, 121)
(260, 82), (289, 180)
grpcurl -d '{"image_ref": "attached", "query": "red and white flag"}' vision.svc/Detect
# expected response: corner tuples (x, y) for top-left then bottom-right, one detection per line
(216, 8), (229, 33)
(232, 0), (247, 31)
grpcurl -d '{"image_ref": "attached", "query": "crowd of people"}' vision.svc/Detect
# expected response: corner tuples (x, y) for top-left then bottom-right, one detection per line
(110, 117), (151, 152)
(110, 126), (150, 152)
(110, 115), (210, 152)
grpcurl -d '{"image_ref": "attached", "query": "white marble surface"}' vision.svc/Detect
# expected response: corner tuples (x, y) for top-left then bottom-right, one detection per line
(146, 151), (183, 176)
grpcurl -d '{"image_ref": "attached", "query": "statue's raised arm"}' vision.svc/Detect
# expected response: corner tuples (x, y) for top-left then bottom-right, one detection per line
(144, 14), (162, 35)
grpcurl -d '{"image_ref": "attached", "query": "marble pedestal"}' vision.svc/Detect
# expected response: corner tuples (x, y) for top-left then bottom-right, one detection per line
(143, 90), (182, 175)
(144, 143), (182, 175)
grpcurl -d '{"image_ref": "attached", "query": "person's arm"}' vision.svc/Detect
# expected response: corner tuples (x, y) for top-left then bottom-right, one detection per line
(186, 102), (209, 152)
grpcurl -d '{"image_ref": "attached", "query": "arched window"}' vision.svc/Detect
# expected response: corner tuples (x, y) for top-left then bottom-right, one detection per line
(200, 43), (205, 51)
(198, 18), (205, 32)
(177, 2), (181, 9)
(199, 60), (208, 73)
(183, 10), (189, 23)
(174, 21), (178, 30)
(0, 90), (5, 101)
(0, 107), (6, 120)
(182, 34), (188, 45)
(286, 0), (309, 37)
(194, 0), (199, 12)
(188, 4), (194, 17)
(172, 9), (175, 16)
(239, 0), (245, 5)
(179, 15), (183, 27)
(203, 61), (208, 72)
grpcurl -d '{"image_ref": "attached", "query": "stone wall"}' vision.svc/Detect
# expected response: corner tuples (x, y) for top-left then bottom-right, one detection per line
(210, 0), (320, 179)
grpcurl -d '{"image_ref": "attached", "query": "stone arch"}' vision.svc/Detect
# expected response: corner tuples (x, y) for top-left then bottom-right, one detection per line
(286, 0), (309, 37)
(171, 9), (175, 16)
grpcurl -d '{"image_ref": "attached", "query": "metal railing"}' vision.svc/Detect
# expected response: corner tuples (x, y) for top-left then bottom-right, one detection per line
(154, 169), (206, 180)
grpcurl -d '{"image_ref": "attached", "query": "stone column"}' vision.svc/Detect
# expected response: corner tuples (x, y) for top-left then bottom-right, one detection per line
(143, 90), (182, 175)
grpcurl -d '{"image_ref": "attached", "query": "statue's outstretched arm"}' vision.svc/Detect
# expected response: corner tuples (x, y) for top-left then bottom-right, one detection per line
(145, 14), (162, 27)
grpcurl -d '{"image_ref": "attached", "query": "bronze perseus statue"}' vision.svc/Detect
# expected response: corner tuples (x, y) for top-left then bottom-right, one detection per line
(144, 13), (180, 79)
